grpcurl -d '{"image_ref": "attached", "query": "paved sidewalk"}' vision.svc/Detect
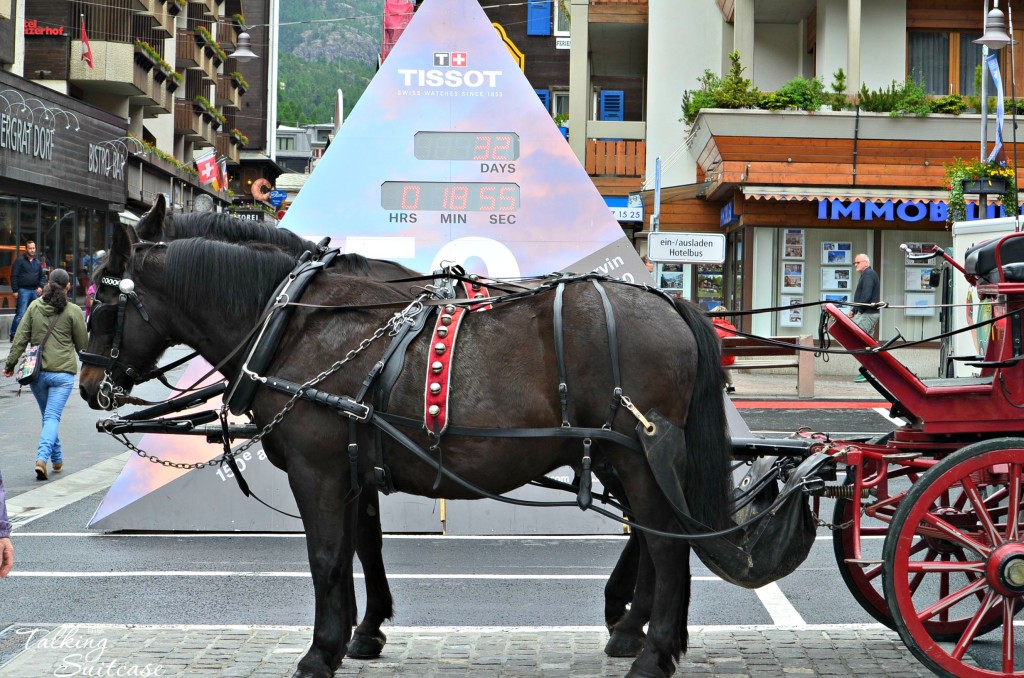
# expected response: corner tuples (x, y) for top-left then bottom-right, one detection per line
(0, 624), (929, 677)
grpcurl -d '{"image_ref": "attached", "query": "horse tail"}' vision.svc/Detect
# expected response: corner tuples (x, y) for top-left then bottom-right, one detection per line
(672, 297), (732, 530)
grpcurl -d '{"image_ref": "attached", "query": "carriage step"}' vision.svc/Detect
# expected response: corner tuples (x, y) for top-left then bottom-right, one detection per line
(844, 558), (883, 566)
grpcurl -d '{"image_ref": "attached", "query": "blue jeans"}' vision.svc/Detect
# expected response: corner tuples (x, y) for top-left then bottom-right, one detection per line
(11, 288), (37, 339)
(29, 371), (75, 466)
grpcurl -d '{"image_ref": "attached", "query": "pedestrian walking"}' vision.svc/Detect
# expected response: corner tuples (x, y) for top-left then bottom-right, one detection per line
(848, 253), (880, 382)
(3, 268), (88, 480)
(9, 240), (46, 342)
(0, 467), (12, 578)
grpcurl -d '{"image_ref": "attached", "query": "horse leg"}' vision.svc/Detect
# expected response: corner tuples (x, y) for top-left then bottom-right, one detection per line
(288, 468), (358, 678)
(603, 529), (640, 630)
(347, 490), (393, 659)
(605, 533), (652, 657)
(611, 471), (693, 678)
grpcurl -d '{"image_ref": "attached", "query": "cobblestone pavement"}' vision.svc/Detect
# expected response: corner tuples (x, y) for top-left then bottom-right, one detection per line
(0, 624), (932, 677)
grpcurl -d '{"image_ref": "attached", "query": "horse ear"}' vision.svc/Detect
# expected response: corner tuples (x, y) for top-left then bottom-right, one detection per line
(136, 193), (167, 241)
(109, 222), (135, 270)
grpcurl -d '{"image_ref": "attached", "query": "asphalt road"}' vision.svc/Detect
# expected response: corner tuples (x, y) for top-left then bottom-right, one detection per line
(2, 358), (1015, 674)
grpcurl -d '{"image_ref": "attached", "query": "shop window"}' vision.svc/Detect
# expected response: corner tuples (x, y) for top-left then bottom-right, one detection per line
(908, 30), (983, 95)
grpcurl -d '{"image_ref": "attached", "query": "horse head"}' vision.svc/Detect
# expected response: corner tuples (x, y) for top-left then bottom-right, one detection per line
(79, 218), (174, 410)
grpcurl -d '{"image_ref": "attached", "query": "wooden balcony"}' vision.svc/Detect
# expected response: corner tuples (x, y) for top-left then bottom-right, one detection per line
(586, 139), (646, 195)
(189, 0), (218, 20)
(590, 0), (647, 23)
(176, 30), (217, 82)
(216, 75), (240, 110)
(216, 132), (239, 163)
(219, 21), (238, 50)
(174, 100), (214, 148)
(143, 75), (175, 117)
(135, 0), (173, 37)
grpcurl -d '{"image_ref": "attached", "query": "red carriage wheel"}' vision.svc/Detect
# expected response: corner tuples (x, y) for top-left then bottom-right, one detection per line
(833, 434), (899, 629)
(883, 438), (1024, 676)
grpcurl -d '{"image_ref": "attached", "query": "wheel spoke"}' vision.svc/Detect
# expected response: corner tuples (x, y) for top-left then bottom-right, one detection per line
(961, 475), (1003, 546)
(922, 512), (993, 557)
(1003, 596), (1016, 674)
(916, 577), (989, 623)
(1008, 464), (1022, 541)
(952, 589), (999, 660)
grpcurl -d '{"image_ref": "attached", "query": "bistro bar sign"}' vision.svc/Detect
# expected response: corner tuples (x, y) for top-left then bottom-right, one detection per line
(817, 198), (1012, 222)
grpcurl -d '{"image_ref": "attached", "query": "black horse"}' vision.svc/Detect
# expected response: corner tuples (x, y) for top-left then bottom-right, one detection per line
(80, 224), (732, 678)
(129, 200), (653, 656)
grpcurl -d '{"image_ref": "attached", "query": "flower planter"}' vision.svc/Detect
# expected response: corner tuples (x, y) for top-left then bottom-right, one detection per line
(962, 178), (1008, 195)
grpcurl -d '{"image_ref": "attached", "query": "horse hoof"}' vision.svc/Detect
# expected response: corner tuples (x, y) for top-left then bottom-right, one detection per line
(604, 630), (645, 657)
(624, 665), (666, 678)
(347, 631), (387, 659)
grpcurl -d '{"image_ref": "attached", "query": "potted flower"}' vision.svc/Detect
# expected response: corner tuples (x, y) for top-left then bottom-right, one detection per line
(553, 112), (569, 139)
(945, 157), (1018, 223)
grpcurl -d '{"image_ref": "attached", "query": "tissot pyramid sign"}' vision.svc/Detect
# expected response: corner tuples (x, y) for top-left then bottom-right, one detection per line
(89, 0), (643, 532)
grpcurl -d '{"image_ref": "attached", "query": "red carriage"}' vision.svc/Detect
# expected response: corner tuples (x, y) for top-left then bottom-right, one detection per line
(814, 232), (1024, 676)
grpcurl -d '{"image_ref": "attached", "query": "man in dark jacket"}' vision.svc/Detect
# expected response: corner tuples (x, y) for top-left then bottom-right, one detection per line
(848, 252), (880, 382)
(10, 241), (45, 341)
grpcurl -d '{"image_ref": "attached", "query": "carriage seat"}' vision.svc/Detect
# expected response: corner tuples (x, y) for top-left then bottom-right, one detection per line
(965, 236), (1024, 284)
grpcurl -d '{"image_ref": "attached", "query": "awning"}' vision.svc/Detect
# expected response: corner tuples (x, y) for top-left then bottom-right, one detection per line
(636, 180), (714, 205)
(741, 185), (969, 204)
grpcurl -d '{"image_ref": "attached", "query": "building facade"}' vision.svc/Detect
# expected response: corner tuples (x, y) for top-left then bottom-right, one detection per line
(0, 0), (278, 316)
(643, 0), (1016, 342)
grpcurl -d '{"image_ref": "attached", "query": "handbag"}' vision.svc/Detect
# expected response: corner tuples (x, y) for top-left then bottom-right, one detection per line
(15, 312), (62, 386)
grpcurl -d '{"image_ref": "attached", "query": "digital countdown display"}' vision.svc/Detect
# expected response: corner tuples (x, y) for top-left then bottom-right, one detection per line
(414, 132), (520, 161)
(381, 181), (520, 211)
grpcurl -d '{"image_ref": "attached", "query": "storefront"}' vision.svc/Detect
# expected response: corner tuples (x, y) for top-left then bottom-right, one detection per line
(0, 71), (127, 313)
(733, 190), (958, 342)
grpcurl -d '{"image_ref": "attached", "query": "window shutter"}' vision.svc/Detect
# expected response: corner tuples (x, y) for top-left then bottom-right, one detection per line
(600, 90), (625, 121)
(535, 89), (551, 111)
(527, 1), (552, 36)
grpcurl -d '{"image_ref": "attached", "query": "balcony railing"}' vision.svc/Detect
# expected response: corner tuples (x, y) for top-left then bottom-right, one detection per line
(189, 0), (218, 19)
(216, 75), (240, 110)
(143, 76), (175, 117)
(216, 132), (239, 163)
(174, 100), (214, 148)
(585, 139), (646, 194)
(176, 30), (217, 82)
(135, 0), (173, 37)
(590, 0), (647, 23)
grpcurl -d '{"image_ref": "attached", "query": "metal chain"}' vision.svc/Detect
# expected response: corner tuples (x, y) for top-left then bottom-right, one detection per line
(102, 299), (427, 470)
(812, 508), (855, 532)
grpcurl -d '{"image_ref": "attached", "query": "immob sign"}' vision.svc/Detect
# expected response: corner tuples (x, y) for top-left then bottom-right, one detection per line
(817, 199), (1013, 222)
(648, 232), (726, 263)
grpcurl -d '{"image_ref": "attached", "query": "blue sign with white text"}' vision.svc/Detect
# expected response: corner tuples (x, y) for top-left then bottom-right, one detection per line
(268, 189), (288, 207)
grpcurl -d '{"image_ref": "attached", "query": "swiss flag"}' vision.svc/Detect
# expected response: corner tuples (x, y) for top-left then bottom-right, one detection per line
(80, 16), (94, 69)
(195, 151), (218, 186)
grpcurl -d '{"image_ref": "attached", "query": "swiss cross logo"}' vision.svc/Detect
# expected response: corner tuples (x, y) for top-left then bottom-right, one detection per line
(432, 52), (467, 67)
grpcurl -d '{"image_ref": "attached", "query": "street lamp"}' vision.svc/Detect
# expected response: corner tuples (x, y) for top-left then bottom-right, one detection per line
(974, 0), (1014, 217)
(230, 29), (259, 61)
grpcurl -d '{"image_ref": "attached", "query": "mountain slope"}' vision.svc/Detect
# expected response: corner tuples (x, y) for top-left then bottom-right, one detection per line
(277, 0), (385, 125)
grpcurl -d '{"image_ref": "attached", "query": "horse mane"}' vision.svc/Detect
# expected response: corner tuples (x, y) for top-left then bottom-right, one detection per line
(164, 239), (298, 319)
(162, 213), (417, 279)
(164, 212), (314, 255)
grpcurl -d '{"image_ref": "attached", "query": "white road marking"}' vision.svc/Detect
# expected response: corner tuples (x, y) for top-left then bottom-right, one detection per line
(872, 407), (906, 427)
(755, 582), (806, 627)
(6, 571), (725, 581)
(10, 531), (630, 540)
(6, 452), (131, 527)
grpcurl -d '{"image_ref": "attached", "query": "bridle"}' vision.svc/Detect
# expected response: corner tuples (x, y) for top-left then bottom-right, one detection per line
(79, 268), (189, 409)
